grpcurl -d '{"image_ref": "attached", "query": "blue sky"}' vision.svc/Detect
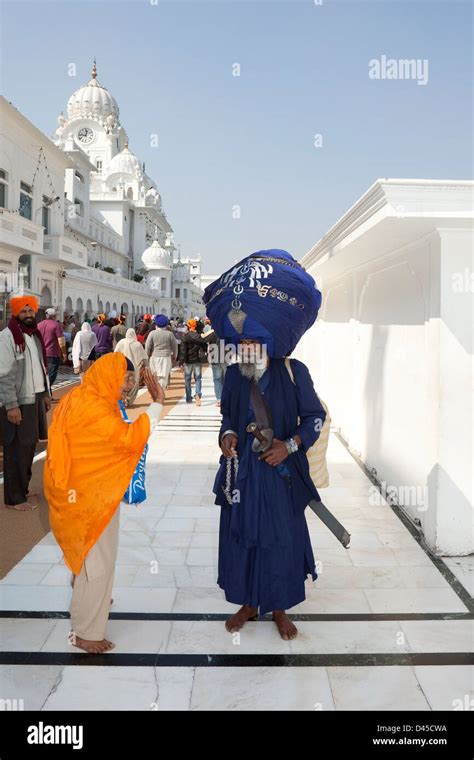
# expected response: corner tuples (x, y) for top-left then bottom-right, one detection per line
(1, 0), (472, 273)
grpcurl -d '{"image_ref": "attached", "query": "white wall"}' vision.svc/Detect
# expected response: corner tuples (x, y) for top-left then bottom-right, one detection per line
(296, 182), (473, 557)
(427, 228), (473, 554)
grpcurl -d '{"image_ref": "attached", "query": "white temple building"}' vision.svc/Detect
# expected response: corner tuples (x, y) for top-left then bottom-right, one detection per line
(0, 62), (205, 326)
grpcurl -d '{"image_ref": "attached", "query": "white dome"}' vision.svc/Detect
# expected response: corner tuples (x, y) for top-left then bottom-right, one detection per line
(108, 145), (141, 178)
(173, 259), (190, 282)
(142, 240), (171, 270)
(67, 62), (119, 124)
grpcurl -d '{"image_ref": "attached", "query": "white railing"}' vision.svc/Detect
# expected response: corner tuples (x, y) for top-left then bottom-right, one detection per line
(66, 265), (156, 295)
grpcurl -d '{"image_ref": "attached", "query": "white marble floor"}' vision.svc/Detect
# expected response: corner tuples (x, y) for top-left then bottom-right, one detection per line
(0, 369), (472, 711)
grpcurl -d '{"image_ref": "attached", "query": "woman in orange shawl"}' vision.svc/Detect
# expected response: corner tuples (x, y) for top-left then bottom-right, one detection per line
(44, 352), (163, 653)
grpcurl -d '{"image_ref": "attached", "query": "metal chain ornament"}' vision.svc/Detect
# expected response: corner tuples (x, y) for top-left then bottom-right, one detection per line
(222, 453), (239, 505)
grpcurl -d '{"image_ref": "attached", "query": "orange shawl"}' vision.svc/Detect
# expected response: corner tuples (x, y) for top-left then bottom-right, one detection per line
(44, 353), (150, 575)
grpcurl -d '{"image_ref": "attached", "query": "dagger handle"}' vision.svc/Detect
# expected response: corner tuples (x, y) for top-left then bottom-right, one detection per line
(246, 422), (267, 444)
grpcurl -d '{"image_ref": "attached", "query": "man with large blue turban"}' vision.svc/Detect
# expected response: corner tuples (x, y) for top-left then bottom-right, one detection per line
(203, 249), (326, 639)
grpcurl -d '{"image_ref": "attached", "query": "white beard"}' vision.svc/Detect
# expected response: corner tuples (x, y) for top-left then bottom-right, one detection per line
(238, 360), (268, 381)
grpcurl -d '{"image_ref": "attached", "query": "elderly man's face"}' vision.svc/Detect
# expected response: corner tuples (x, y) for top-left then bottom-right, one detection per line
(240, 338), (263, 362)
(17, 306), (36, 327)
(238, 338), (268, 379)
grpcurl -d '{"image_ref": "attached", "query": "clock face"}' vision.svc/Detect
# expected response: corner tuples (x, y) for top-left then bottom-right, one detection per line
(77, 127), (94, 145)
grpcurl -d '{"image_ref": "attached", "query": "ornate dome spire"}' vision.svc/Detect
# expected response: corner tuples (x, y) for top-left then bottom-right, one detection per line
(66, 61), (120, 125)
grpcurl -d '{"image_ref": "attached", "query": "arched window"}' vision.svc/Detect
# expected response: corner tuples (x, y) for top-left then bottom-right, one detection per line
(65, 296), (73, 313)
(105, 301), (111, 315)
(98, 300), (103, 313)
(86, 299), (93, 313)
(76, 297), (83, 313)
(40, 285), (52, 308)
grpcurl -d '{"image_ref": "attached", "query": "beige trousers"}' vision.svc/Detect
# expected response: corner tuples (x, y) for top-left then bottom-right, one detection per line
(150, 355), (172, 389)
(69, 506), (120, 640)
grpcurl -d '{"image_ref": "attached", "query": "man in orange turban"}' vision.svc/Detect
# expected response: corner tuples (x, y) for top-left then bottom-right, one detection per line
(180, 318), (208, 406)
(44, 353), (164, 653)
(0, 295), (51, 510)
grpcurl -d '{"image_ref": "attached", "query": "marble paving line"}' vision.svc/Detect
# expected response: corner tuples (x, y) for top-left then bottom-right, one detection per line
(1, 652), (472, 667)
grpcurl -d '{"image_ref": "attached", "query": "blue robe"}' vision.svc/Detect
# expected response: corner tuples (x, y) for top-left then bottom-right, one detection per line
(213, 357), (327, 614)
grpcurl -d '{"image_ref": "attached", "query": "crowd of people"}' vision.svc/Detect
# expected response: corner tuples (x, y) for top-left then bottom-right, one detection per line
(83, 312), (225, 407)
(13, 307), (226, 407)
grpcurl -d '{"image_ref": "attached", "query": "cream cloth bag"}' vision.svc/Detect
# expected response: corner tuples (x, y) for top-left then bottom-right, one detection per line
(285, 358), (330, 488)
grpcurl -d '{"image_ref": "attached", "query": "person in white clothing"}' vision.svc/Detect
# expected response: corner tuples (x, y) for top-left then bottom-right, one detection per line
(71, 322), (97, 381)
(145, 315), (177, 391)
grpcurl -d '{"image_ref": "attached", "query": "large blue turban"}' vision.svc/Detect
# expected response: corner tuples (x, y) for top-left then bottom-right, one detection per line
(203, 249), (322, 357)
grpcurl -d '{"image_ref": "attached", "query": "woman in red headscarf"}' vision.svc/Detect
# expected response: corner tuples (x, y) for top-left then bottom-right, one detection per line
(44, 353), (164, 653)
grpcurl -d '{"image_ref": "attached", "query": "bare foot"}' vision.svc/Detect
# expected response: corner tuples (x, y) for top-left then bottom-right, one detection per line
(5, 501), (38, 512)
(195, 396), (201, 407)
(272, 611), (298, 640)
(225, 604), (258, 633)
(72, 635), (115, 654)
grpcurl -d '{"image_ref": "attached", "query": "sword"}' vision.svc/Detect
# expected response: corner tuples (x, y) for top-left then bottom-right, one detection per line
(308, 500), (351, 548)
(246, 421), (351, 548)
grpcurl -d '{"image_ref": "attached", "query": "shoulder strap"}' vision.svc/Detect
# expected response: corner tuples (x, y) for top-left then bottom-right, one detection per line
(284, 357), (295, 385)
(249, 379), (273, 429)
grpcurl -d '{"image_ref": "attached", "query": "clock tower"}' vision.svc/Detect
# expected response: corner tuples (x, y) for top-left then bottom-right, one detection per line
(53, 61), (128, 178)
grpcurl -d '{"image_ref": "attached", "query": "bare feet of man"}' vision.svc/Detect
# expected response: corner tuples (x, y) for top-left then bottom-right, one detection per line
(72, 635), (115, 654)
(225, 604), (258, 633)
(272, 611), (298, 640)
